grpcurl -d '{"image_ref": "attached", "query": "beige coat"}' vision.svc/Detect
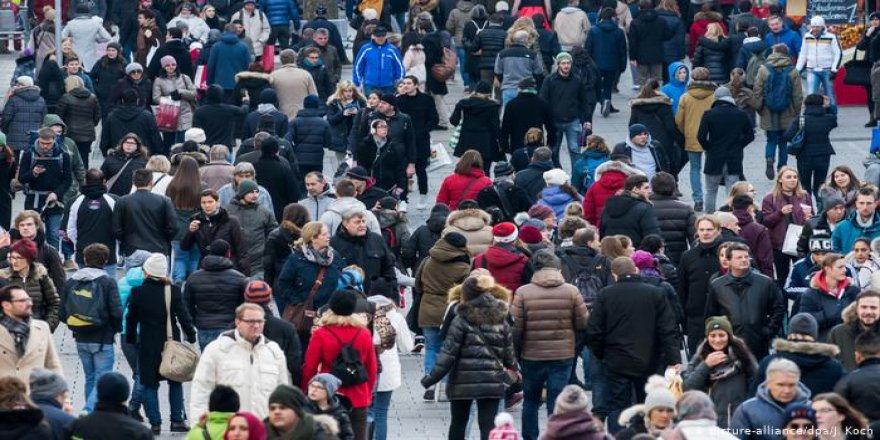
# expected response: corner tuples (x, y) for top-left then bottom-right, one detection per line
(675, 80), (716, 153)
(446, 1), (475, 46)
(750, 51), (803, 132)
(442, 208), (493, 256)
(554, 6), (590, 48)
(0, 318), (63, 386)
(270, 64), (319, 119)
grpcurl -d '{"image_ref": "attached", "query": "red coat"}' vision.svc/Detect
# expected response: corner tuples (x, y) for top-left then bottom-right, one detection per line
(436, 167), (493, 210)
(688, 17), (728, 57)
(302, 323), (378, 408)
(583, 169), (626, 227)
(474, 244), (531, 294)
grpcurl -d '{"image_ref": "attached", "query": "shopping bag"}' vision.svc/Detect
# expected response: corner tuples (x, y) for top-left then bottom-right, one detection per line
(155, 97), (181, 132)
(145, 41), (160, 67)
(194, 65), (208, 90)
(447, 123), (462, 152)
(261, 44), (275, 72)
(428, 143), (452, 171)
(781, 223), (804, 257)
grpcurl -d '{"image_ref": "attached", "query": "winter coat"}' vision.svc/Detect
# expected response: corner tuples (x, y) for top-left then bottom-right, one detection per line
(422, 293), (516, 399)
(600, 192), (661, 247)
(277, 245), (347, 311)
(270, 65), (318, 120)
(352, 41), (405, 89)
(255, 155), (302, 221)
(761, 191), (813, 250)
(230, 9), (271, 54)
(207, 33), (252, 91)
(89, 55), (127, 115)
(415, 239), (471, 327)
(402, 211), (447, 271)
(688, 12), (727, 57)
(736, 37), (769, 70)
(764, 26), (802, 58)
(512, 268), (589, 360)
(733, 209), (774, 278)
(36, 58), (65, 113)
(112, 189), (178, 256)
(752, 338), (845, 397)
(234, 72), (272, 112)
(1, 86), (47, 151)
(100, 149), (148, 196)
(675, 80), (716, 153)
(475, 179), (534, 223)
(679, 237), (723, 353)
(554, 6), (590, 49)
(799, 273), (859, 341)
(0, 263), (59, 331)
(583, 160), (642, 226)
(682, 337), (757, 428)
(587, 20), (627, 72)
(442, 208), (493, 256)
(226, 198), (277, 276)
(730, 381), (811, 440)
(33, 396), (75, 439)
(167, 15), (210, 42)
(125, 278), (197, 387)
(537, 185), (580, 219)
(472, 24), (507, 71)
(697, 99), (755, 176)
(152, 72), (197, 131)
(17, 141), (72, 199)
(319, 197), (382, 237)
(0, 317), (61, 387)
(396, 91), (438, 156)
(656, 9), (685, 64)
(192, 100), (248, 150)
(587, 274), (681, 378)
(67, 184), (119, 266)
(498, 91), (556, 155)
(705, 271), (786, 358)
(301, 61), (335, 101)
(99, 105), (162, 155)
(56, 88), (100, 143)
(628, 9), (673, 65)
(375, 209), (411, 258)
(183, 255), (248, 330)
(327, 98), (366, 152)
(61, 15), (112, 71)
(355, 137), (407, 193)
(449, 96), (501, 161)
(832, 211), (880, 253)
(629, 94), (680, 165)
(650, 194), (696, 264)
(329, 228), (396, 294)
(834, 357), (880, 422)
(260, 0), (298, 26)
(694, 37), (730, 83)
(134, 21), (162, 68)
(190, 330), (288, 419)
(446, 1), (474, 47)
(784, 103), (837, 158)
(302, 313), (378, 408)
(65, 403), (153, 440)
(539, 71), (587, 124)
(494, 42), (544, 91)
(263, 221), (299, 290)
(107, 76), (153, 113)
(59, 267), (123, 346)
(436, 168), (493, 210)
(540, 411), (608, 440)
(515, 159), (554, 201)
(828, 304), (880, 371)
(473, 243), (533, 294)
(200, 161), (235, 192)
(369, 295), (414, 392)
(661, 62), (690, 114)
(0, 231), (66, 304)
(751, 52), (804, 132)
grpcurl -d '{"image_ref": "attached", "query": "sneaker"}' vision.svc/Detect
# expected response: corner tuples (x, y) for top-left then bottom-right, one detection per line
(63, 259), (77, 271)
(412, 335), (425, 353)
(601, 100), (610, 118)
(609, 104), (620, 113)
(423, 388), (435, 401)
(505, 392), (524, 409)
(694, 202), (703, 212)
(170, 422), (188, 432)
(765, 158), (775, 180)
(151, 425), (161, 435)
(398, 200), (408, 212)
(867, 120), (877, 127)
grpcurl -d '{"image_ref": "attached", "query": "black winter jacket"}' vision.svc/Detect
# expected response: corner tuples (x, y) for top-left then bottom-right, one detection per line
(705, 271), (786, 358)
(587, 275), (681, 378)
(472, 24), (507, 70)
(107, 76), (152, 112)
(89, 55), (128, 114)
(421, 293), (516, 400)
(56, 88), (101, 143)
(678, 237), (723, 354)
(330, 228), (396, 294)
(628, 95), (680, 161)
(254, 154), (302, 222)
(302, 62), (335, 101)
(784, 104), (837, 158)
(184, 255), (248, 330)
(599, 193), (661, 247)
(263, 221), (299, 290)
(697, 100), (755, 176)
(650, 194), (696, 264)
(99, 105), (163, 155)
(146, 39), (194, 80)
(232, 71), (272, 111)
(627, 9), (674, 65)
(112, 189), (178, 256)
(834, 357), (880, 422)
(37, 59), (65, 112)
(694, 37), (731, 83)
(326, 98), (366, 152)
(753, 338), (845, 396)
(356, 137), (407, 193)
(396, 91), (439, 157)
(99, 149), (148, 196)
(799, 280), (859, 341)
(67, 184), (120, 265)
(263, 313), (303, 384)
(65, 403), (153, 440)
(450, 97), (501, 162)
(539, 71), (587, 123)
(476, 180), (534, 223)
(193, 102), (248, 150)
(401, 211), (446, 271)
(181, 207), (249, 274)
(287, 108), (332, 167)
(18, 143), (72, 197)
(556, 245), (613, 289)
(514, 159), (554, 200)
(499, 92), (556, 154)
(611, 140), (667, 174)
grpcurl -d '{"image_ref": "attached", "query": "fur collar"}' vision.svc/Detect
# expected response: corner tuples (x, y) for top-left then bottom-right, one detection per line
(0, 262), (48, 281)
(630, 95), (672, 106)
(694, 336), (759, 376)
(595, 160), (645, 180)
(235, 71), (271, 82)
(457, 294), (508, 325)
(317, 310), (369, 328)
(446, 208), (491, 228)
(773, 338), (840, 357)
(447, 282), (511, 303)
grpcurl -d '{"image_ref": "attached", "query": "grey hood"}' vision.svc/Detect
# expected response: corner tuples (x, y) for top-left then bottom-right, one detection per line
(70, 267), (110, 281)
(326, 197), (368, 216)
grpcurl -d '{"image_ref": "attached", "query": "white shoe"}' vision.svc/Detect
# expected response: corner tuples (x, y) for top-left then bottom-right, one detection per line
(398, 200), (408, 212)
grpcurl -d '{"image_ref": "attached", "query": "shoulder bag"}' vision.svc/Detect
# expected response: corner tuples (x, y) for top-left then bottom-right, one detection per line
(158, 285), (200, 382)
(786, 116), (806, 156)
(104, 158), (133, 191)
(469, 321), (520, 388)
(844, 49), (872, 86)
(282, 266), (328, 333)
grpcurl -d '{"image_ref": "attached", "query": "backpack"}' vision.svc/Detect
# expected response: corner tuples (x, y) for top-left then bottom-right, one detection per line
(744, 51), (766, 87)
(762, 63), (794, 113)
(561, 254), (604, 310)
(382, 225), (398, 251)
(470, 20), (487, 35)
(327, 328), (369, 386)
(431, 47), (458, 82)
(64, 277), (109, 330)
(373, 304), (397, 352)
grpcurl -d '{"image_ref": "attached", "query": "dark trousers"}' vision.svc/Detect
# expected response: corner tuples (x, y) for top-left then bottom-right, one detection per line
(867, 84), (875, 121)
(449, 399), (500, 440)
(76, 141), (93, 168)
(350, 406), (368, 440)
(602, 370), (648, 434)
(599, 69), (618, 101)
(415, 155), (428, 195)
(774, 249), (796, 288)
(521, 358), (573, 440)
(796, 154), (830, 201)
(0, 190), (11, 230)
(269, 25), (291, 50)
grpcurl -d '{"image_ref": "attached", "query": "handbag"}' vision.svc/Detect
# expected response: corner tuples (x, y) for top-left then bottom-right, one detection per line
(844, 50), (872, 86)
(155, 97), (181, 132)
(194, 64), (208, 90)
(786, 116), (806, 156)
(261, 44), (275, 73)
(104, 158), (133, 190)
(282, 266), (327, 333)
(470, 323), (520, 388)
(448, 113), (463, 151)
(158, 285), (200, 382)
(428, 142), (452, 171)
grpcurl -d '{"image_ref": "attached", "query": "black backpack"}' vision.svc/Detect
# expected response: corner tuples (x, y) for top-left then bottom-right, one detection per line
(561, 254), (605, 310)
(64, 277), (109, 330)
(327, 328), (369, 387)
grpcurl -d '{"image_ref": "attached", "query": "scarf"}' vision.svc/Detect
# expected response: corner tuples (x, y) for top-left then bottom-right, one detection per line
(0, 313), (30, 357)
(257, 103), (278, 113)
(301, 245), (333, 267)
(708, 346), (742, 382)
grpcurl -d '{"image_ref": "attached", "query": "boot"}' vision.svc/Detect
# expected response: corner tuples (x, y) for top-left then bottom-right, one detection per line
(601, 100), (610, 118)
(867, 119), (878, 128)
(765, 158), (775, 180)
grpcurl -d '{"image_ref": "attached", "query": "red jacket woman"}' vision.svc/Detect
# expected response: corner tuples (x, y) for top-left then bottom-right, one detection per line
(687, 6), (727, 57)
(436, 150), (493, 210)
(582, 160), (642, 227)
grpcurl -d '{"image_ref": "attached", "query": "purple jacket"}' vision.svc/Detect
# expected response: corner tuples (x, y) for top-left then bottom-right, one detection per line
(761, 192), (813, 250)
(734, 208), (775, 278)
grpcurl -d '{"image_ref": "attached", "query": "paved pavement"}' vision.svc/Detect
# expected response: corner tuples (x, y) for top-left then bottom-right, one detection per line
(0, 43), (875, 438)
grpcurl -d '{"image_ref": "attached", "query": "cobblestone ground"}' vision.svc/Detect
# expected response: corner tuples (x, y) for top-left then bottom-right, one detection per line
(0, 43), (874, 438)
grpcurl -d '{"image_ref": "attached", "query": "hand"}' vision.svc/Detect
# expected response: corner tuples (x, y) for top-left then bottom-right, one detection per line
(45, 192), (57, 204)
(0, 233), (10, 248)
(420, 375), (432, 388)
(705, 351), (728, 368)
(170, 90), (181, 100)
(781, 204), (794, 215)
(188, 220), (201, 232)
(406, 163), (415, 177)
(32, 165), (45, 175)
(869, 26), (877, 36)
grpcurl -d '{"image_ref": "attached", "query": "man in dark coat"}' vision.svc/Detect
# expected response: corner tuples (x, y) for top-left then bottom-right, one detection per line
(329, 210), (396, 294)
(611, 124), (666, 180)
(587, 256), (681, 431)
(627, 0), (674, 87)
(471, 13), (507, 85)
(65, 372), (154, 440)
(679, 215), (723, 354)
(829, 290), (880, 371)
(705, 242), (786, 359)
(396, 75), (439, 202)
(146, 27), (195, 79)
(193, 85), (248, 149)
(539, 52), (588, 168)
(514, 146), (554, 201)
(834, 331), (880, 422)
(252, 136), (302, 221)
(66, 169), (120, 267)
(500, 77), (556, 156)
(697, 86), (755, 213)
(303, 7), (349, 64)
(476, 162), (534, 223)
(600, 174), (662, 247)
(285, 94), (331, 176)
(29, 369), (76, 438)
(99, 89), (163, 155)
(648, 172), (695, 264)
(351, 94), (417, 178)
(112, 169), (178, 258)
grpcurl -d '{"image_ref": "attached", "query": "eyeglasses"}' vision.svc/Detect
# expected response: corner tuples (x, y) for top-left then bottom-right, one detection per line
(240, 319), (265, 325)
(788, 423), (814, 430)
(8, 255), (25, 261)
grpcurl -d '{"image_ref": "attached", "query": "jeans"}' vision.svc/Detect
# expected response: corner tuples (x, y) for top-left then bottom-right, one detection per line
(765, 130), (787, 167)
(121, 342), (143, 411)
(806, 69), (835, 105)
(143, 380), (184, 425)
(521, 358), (573, 440)
(171, 241), (200, 285)
(449, 399), (500, 440)
(551, 120), (582, 169)
(704, 166), (739, 213)
(599, 69), (617, 101)
(423, 327), (442, 376)
(369, 390), (393, 440)
(603, 370), (647, 434)
(796, 154), (830, 200)
(456, 46), (470, 86)
(501, 88), (518, 107)
(76, 342), (115, 412)
(687, 152), (703, 203)
(197, 328), (226, 351)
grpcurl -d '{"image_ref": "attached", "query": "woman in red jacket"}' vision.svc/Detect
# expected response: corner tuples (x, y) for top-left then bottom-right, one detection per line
(582, 159), (643, 227)
(687, 4), (727, 57)
(436, 150), (493, 210)
(302, 289), (377, 440)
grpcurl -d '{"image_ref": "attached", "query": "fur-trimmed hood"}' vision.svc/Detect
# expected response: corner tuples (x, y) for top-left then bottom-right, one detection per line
(312, 414), (340, 436)
(630, 95), (672, 107)
(456, 293), (508, 325)
(234, 71), (272, 82)
(841, 301), (857, 323)
(693, 335), (759, 377)
(317, 309), (370, 328)
(447, 280), (511, 303)
(0, 262), (49, 282)
(446, 208), (491, 232)
(773, 338), (840, 357)
(595, 159), (645, 180)
(694, 10), (723, 22)
(619, 404), (646, 427)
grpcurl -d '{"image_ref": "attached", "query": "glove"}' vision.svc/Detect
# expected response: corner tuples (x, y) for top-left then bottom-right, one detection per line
(420, 375), (432, 388)
(170, 90), (181, 100)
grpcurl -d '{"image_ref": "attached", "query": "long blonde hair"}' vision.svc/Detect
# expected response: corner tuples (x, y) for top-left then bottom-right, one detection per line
(771, 166), (806, 200)
(294, 221), (327, 247)
(328, 80), (365, 105)
(704, 22), (726, 40)
(505, 17), (539, 49)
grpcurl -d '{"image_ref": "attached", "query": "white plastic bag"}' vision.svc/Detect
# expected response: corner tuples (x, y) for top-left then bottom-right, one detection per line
(428, 143), (452, 171)
(782, 224), (804, 257)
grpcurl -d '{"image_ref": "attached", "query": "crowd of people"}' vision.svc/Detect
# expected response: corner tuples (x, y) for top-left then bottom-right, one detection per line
(4, 0), (880, 439)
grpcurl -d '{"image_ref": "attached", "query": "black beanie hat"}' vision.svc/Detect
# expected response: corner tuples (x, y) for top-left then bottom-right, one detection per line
(261, 136), (280, 156)
(208, 239), (230, 256)
(208, 384), (241, 412)
(444, 231), (467, 248)
(268, 385), (307, 416)
(329, 289), (358, 316)
(97, 372), (130, 404)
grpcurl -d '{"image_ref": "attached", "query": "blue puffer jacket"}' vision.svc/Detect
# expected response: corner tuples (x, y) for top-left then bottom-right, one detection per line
(764, 26), (802, 58)
(572, 150), (609, 193)
(207, 32), (252, 91)
(832, 211), (880, 253)
(656, 9), (686, 64)
(730, 381), (811, 440)
(260, 0), (298, 27)
(353, 41), (405, 88)
(277, 247), (347, 312)
(286, 107), (332, 167)
(118, 267), (145, 338)
(586, 20), (627, 73)
(537, 185), (579, 218)
(660, 62), (689, 115)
